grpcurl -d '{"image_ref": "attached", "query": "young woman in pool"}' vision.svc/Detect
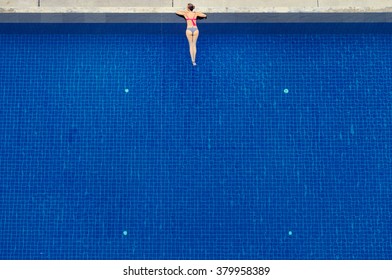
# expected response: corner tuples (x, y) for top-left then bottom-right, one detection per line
(176, 3), (207, 66)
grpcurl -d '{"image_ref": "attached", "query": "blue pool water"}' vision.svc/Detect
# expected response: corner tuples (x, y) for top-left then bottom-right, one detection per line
(0, 23), (391, 260)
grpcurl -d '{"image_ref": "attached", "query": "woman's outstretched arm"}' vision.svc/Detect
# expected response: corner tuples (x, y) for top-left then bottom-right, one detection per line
(176, 10), (186, 16)
(196, 12), (207, 18)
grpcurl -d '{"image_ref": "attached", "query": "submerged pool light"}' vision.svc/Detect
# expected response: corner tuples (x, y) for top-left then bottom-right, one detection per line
(283, 89), (289, 94)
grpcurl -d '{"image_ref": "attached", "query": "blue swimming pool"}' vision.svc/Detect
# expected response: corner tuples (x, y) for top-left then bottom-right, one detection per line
(0, 23), (391, 260)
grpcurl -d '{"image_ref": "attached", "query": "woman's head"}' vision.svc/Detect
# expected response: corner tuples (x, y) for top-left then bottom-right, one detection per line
(187, 3), (195, 11)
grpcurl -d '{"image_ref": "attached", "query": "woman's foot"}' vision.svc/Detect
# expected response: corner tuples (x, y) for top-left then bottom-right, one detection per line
(192, 61), (197, 66)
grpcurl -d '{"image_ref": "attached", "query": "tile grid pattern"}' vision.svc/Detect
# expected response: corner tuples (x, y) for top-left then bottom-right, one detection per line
(0, 25), (391, 259)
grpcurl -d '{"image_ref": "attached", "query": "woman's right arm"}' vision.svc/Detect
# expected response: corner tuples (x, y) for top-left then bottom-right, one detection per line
(196, 12), (207, 18)
(176, 10), (186, 16)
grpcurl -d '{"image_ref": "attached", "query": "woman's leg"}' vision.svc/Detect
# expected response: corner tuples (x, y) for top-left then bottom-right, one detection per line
(186, 30), (195, 63)
(192, 30), (199, 63)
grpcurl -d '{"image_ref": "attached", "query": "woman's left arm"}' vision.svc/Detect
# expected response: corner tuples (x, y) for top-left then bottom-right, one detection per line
(176, 10), (186, 16)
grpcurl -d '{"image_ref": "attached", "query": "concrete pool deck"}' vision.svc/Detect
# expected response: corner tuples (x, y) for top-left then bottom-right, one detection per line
(1, 0), (392, 22)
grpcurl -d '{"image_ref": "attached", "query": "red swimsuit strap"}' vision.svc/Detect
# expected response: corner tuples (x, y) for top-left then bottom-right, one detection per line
(185, 15), (197, 26)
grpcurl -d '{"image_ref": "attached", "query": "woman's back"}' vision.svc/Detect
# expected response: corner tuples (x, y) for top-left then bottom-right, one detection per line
(184, 12), (198, 27)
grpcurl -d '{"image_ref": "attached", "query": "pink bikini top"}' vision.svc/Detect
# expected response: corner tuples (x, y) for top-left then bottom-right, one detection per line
(185, 15), (197, 26)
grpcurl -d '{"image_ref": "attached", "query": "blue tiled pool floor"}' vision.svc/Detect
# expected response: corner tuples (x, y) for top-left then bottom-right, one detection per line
(0, 24), (391, 259)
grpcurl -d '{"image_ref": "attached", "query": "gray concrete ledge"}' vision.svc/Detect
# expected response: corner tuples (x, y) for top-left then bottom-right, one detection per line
(1, 11), (392, 23)
(1, 0), (392, 9)
(2, 0), (392, 23)
(2, 7), (392, 13)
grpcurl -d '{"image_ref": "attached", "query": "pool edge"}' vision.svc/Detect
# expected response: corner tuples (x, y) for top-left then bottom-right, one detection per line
(1, 11), (392, 23)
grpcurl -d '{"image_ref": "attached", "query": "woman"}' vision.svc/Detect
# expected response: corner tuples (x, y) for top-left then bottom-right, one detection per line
(176, 3), (207, 66)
